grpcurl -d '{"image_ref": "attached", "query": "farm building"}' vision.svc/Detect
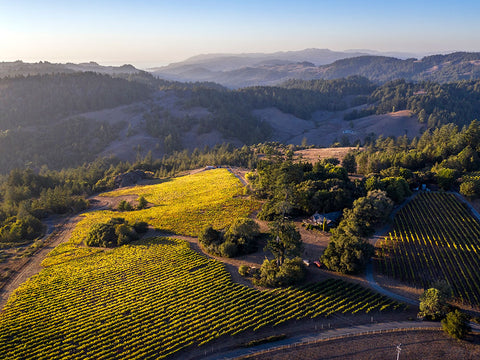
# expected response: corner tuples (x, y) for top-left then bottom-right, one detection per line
(309, 212), (341, 226)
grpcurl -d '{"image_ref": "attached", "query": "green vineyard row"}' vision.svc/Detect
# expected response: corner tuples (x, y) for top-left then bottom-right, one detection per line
(376, 192), (480, 306)
(1, 237), (405, 359)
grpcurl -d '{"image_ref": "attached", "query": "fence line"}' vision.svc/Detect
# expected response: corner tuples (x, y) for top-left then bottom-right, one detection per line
(236, 326), (441, 359)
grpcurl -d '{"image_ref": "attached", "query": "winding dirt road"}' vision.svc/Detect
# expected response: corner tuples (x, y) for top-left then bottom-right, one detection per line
(0, 197), (111, 311)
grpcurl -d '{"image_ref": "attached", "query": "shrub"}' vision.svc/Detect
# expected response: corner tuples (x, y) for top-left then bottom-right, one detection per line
(442, 310), (471, 340)
(133, 221), (149, 234)
(85, 218), (139, 247)
(238, 265), (250, 277)
(118, 200), (133, 211)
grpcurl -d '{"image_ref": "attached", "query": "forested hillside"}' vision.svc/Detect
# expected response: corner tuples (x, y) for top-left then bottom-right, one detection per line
(3, 71), (480, 174)
(0, 75), (378, 173)
(316, 52), (480, 83)
(0, 72), (153, 129)
(366, 79), (480, 128)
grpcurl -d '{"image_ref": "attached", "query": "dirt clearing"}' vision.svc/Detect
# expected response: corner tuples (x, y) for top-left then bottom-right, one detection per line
(238, 330), (480, 360)
(295, 147), (361, 163)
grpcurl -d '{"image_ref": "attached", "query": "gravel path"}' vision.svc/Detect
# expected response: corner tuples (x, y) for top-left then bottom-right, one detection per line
(365, 263), (419, 306)
(452, 191), (480, 221)
(363, 192), (420, 306)
(227, 166), (248, 187)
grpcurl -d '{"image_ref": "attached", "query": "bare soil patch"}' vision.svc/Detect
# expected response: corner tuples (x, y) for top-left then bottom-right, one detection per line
(238, 330), (480, 360)
(295, 147), (361, 163)
(96, 194), (144, 210)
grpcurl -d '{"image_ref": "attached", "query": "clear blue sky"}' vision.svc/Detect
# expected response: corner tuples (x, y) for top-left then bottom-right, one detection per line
(1, 0), (479, 68)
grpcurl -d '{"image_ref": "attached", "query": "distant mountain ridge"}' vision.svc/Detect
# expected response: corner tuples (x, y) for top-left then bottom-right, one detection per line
(151, 49), (480, 87)
(0, 60), (142, 78)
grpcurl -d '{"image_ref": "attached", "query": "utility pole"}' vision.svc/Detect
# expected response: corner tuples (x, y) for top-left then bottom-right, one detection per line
(396, 343), (402, 360)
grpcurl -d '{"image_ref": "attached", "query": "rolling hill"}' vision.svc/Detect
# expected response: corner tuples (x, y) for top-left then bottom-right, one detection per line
(0, 60), (143, 78)
(152, 51), (480, 88)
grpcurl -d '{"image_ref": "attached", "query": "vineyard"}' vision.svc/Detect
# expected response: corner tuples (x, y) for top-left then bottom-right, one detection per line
(376, 192), (480, 306)
(70, 168), (260, 244)
(0, 237), (405, 359)
(462, 171), (480, 182)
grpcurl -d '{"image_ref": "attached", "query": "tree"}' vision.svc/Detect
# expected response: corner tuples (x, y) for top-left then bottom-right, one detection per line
(198, 225), (222, 247)
(224, 218), (260, 254)
(418, 287), (450, 320)
(380, 177), (412, 203)
(436, 168), (457, 190)
(464, 119), (480, 151)
(199, 219), (260, 258)
(442, 310), (471, 340)
(238, 264), (250, 277)
(133, 221), (149, 233)
(321, 230), (374, 274)
(321, 190), (390, 274)
(342, 152), (357, 173)
(118, 200), (132, 211)
(218, 240), (239, 258)
(86, 223), (117, 247)
(460, 180), (479, 198)
(137, 196), (148, 210)
(342, 190), (393, 238)
(85, 218), (138, 247)
(266, 221), (303, 265)
(115, 223), (138, 246)
(253, 258), (306, 287)
(301, 137), (308, 148)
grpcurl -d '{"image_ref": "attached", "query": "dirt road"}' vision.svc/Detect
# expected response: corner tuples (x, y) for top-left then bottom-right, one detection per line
(0, 197), (111, 311)
(0, 218), (78, 310)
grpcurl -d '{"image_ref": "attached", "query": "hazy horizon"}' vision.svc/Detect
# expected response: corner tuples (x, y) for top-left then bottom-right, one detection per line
(1, 0), (479, 69)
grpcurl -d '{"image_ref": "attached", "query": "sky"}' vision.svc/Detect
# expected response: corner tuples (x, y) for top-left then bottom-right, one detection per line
(1, 0), (479, 69)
